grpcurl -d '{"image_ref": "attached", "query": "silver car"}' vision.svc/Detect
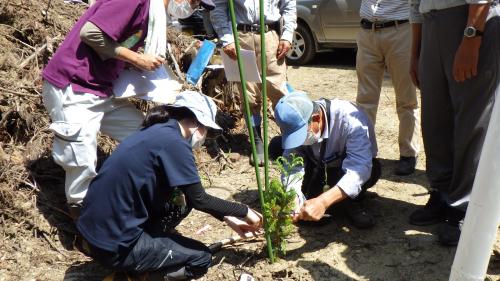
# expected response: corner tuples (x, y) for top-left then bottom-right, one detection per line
(286, 0), (362, 65)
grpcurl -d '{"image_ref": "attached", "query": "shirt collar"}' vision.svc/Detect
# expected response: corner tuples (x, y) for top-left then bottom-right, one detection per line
(317, 101), (329, 140)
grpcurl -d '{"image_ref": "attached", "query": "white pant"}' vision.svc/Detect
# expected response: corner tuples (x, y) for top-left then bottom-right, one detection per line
(42, 81), (144, 204)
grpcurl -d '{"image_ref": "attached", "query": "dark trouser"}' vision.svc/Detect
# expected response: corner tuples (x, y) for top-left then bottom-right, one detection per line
(302, 156), (381, 202)
(87, 205), (210, 280)
(419, 5), (500, 208)
(88, 231), (211, 280)
(268, 136), (381, 201)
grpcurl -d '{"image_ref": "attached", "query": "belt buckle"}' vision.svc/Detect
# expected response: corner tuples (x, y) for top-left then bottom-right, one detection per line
(248, 24), (257, 32)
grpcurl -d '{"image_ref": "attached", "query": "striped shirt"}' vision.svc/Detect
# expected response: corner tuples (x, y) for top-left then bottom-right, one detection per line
(409, 0), (493, 23)
(360, 0), (410, 21)
(210, 0), (297, 46)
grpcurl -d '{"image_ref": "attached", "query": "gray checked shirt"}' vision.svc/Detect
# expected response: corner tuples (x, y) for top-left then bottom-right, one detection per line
(282, 99), (378, 207)
(210, 0), (297, 46)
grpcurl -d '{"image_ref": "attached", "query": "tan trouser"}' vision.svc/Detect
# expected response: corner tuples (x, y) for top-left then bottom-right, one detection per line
(355, 22), (420, 157)
(42, 81), (144, 204)
(236, 30), (287, 119)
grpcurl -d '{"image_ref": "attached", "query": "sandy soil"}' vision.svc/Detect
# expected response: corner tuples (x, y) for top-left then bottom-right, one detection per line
(1, 45), (500, 281)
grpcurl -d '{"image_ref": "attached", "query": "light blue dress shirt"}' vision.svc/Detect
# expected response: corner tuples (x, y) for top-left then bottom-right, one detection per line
(282, 99), (378, 207)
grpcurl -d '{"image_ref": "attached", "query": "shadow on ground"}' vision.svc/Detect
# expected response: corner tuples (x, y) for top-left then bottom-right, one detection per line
(27, 146), (114, 251)
(290, 49), (357, 70)
(378, 158), (428, 187)
(233, 187), (456, 281)
(63, 262), (111, 281)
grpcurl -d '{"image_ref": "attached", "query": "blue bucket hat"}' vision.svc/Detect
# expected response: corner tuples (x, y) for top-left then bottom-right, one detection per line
(274, 91), (314, 149)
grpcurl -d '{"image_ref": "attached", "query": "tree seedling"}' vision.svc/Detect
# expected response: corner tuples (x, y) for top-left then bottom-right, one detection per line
(263, 154), (303, 259)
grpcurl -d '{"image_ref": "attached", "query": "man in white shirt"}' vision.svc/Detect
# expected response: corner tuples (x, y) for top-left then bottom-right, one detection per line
(269, 92), (381, 228)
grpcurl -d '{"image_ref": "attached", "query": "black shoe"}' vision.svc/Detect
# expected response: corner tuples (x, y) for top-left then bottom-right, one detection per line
(67, 203), (82, 222)
(409, 191), (445, 226)
(394, 156), (416, 176)
(73, 235), (92, 257)
(345, 200), (375, 229)
(438, 219), (463, 246)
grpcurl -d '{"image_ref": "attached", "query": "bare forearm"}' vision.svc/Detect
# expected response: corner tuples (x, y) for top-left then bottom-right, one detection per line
(115, 47), (165, 71)
(467, 4), (490, 31)
(115, 47), (141, 65)
(317, 185), (348, 210)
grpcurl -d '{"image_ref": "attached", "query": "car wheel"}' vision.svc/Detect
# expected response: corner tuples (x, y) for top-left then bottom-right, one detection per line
(286, 23), (316, 65)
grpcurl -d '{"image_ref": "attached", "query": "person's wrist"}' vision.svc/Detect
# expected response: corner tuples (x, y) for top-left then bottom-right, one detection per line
(246, 207), (261, 226)
(462, 36), (482, 45)
(318, 195), (329, 211)
(129, 51), (141, 66)
(245, 208), (255, 223)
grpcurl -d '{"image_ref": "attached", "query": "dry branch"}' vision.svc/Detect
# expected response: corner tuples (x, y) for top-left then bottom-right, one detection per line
(18, 36), (59, 69)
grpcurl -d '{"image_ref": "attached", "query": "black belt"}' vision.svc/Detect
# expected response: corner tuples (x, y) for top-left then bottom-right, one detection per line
(237, 22), (279, 33)
(360, 19), (409, 30)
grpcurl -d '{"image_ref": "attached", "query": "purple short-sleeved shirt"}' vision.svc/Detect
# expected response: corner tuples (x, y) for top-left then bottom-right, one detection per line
(42, 0), (150, 97)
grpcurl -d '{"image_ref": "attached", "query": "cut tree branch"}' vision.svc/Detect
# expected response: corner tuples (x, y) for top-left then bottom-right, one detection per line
(18, 36), (59, 69)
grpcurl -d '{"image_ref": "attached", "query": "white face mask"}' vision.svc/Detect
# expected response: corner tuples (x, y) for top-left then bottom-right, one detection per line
(168, 0), (195, 19)
(302, 127), (321, 146)
(189, 126), (206, 149)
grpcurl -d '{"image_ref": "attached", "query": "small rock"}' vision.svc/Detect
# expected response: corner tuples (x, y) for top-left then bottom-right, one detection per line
(410, 251), (421, 258)
(228, 152), (241, 163)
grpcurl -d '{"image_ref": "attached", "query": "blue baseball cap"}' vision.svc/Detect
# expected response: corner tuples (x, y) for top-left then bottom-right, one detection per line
(274, 91), (314, 149)
(166, 91), (221, 130)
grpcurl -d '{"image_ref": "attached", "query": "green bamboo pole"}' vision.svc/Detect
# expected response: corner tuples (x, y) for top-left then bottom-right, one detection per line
(226, 0), (275, 262)
(259, 0), (270, 211)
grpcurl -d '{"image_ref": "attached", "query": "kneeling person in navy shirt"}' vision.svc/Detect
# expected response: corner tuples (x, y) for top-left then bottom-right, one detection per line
(77, 91), (262, 280)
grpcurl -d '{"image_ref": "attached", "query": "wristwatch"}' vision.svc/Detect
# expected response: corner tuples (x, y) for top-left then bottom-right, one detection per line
(464, 26), (484, 38)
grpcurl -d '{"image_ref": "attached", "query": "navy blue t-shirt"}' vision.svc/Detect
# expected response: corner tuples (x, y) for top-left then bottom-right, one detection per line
(77, 119), (200, 253)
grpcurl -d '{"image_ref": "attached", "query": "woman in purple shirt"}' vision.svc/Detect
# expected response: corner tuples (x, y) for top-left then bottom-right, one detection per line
(41, 0), (212, 218)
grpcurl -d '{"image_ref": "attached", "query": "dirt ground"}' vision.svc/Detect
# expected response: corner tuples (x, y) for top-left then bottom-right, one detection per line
(0, 0), (499, 278)
(2, 48), (500, 281)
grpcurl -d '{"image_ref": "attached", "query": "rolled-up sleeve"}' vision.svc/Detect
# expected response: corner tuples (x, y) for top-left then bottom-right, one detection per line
(409, 0), (423, 23)
(210, 0), (234, 46)
(280, 0), (297, 43)
(336, 120), (374, 199)
(466, 0), (492, 3)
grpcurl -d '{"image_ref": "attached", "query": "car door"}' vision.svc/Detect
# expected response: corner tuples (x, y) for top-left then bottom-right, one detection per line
(319, 0), (361, 43)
